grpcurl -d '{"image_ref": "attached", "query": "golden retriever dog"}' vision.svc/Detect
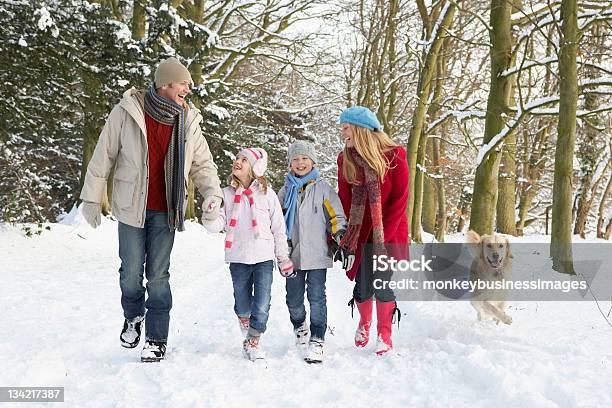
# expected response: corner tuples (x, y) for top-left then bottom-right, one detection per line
(465, 230), (513, 325)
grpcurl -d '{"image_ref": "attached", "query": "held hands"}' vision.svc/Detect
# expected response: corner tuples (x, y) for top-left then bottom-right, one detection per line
(277, 257), (296, 278)
(332, 231), (355, 271)
(201, 217), (221, 233)
(201, 195), (222, 222)
(336, 246), (355, 270)
(81, 201), (101, 229)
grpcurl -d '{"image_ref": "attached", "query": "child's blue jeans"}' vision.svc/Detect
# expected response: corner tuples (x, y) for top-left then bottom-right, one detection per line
(229, 260), (274, 335)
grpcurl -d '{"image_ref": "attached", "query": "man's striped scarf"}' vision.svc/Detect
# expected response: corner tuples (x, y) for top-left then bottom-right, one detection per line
(225, 185), (260, 250)
(144, 85), (186, 231)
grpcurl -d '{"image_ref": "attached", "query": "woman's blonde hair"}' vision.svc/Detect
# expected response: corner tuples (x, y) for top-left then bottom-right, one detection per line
(342, 124), (398, 185)
(228, 167), (268, 194)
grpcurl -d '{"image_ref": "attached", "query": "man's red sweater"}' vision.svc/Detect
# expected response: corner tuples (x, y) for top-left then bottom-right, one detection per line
(145, 113), (173, 211)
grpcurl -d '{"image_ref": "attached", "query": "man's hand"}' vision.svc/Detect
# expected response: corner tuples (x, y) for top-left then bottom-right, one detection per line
(81, 201), (101, 229)
(201, 195), (222, 221)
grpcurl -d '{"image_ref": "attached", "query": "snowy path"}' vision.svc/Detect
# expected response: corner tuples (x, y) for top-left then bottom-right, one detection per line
(1, 219), (611, 407)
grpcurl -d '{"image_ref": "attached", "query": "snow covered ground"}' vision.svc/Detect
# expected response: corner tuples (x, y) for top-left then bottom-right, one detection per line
(2, 211), (612, 407)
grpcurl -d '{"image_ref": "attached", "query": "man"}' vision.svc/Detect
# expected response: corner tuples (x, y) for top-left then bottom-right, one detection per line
(80, 57), (223, 362)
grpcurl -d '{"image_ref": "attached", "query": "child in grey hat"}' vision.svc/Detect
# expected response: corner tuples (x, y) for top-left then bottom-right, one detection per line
(278, 140), (351, 363)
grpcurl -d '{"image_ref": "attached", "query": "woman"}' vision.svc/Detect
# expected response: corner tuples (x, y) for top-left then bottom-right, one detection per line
(337, 106), (409, 355)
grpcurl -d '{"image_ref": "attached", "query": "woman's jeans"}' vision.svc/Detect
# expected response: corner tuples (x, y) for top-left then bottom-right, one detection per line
(353, 246), (396, 303)
(118, 210), (175, 342)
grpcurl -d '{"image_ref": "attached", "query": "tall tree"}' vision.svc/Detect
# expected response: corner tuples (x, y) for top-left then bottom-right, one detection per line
(573, 23), (607, 237)
(495, 0), (522, 235)
(551, 0), (578, 273)
(407, 0), (457, 241)
(469, 0), (514, 235)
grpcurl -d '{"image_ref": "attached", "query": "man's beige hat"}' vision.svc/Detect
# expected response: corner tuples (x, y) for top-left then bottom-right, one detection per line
(154, 57), (192, 88)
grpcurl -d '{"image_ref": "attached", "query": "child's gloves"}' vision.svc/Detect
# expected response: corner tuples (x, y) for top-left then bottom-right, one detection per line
(81, 201), (101, 229)
(202, 195), (223, 221)
(287, 239), (294, 256)
(332, 231), (355, 271)
(277, 256), (296, 278)
(336, 246), (355, 270)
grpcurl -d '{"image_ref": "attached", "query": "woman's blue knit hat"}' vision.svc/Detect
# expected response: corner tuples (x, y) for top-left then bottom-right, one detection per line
(338, 106), (382, 131)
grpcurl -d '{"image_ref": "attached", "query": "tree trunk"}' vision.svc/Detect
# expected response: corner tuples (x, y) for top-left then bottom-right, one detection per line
(596, 166), (612, 238)
(131, 0), (146, 40)
(422, 147), (437, 235)
(516, 122), (551, 235)
(181, 0), (206, 221)
(406, 2), (456, 237)
(515, 25), (554, 236)
(185, 180), (196, 220)
(412, 128), (428, 242)
(551, 0), (577, 274)
(496, 0), (522, 236)
(432, 137), (447, 242)
(469, 0), (513, 235)
(573, 75), (604, 236)
(457, 188), (470, 233)
(495, 126), (517, 235)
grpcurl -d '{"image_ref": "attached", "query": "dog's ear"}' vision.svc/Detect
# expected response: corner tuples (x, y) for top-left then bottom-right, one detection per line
(465, 230), (482, 258)
(465, 230), (481, 244)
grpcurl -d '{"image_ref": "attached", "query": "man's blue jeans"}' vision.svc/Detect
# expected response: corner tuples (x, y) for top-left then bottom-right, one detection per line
(285, 269), (327, 340)
(229, 261), (274, 335)
(118, 210), (175, 342)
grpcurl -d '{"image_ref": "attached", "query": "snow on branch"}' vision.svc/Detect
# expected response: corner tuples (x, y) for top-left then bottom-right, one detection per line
(423, 2), (452, 56)
(500, 56), (557, 78)
(416, 163), (444, 179)
(426, 104), (486, 134)
(578, 7), (612, 31)
(579, 76), (612, 89)
(476, 88), (612, 166)
(511, 1), (560, 25)
(475, 95), (560, 167)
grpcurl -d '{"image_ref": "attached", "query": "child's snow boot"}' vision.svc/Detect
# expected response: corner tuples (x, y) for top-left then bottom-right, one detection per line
(141, 340), (166, 362)
(120, 314), (144, 348)
(238, 316), (250, 338)
(304, 338), (324, 364)
(294, 320), (310, 348)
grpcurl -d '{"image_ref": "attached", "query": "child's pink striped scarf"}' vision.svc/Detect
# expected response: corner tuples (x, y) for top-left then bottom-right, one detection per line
(225, 185), (260, 250)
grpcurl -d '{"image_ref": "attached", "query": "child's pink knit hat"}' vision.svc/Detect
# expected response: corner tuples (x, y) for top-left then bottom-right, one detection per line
(239, 147), (268, 177)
